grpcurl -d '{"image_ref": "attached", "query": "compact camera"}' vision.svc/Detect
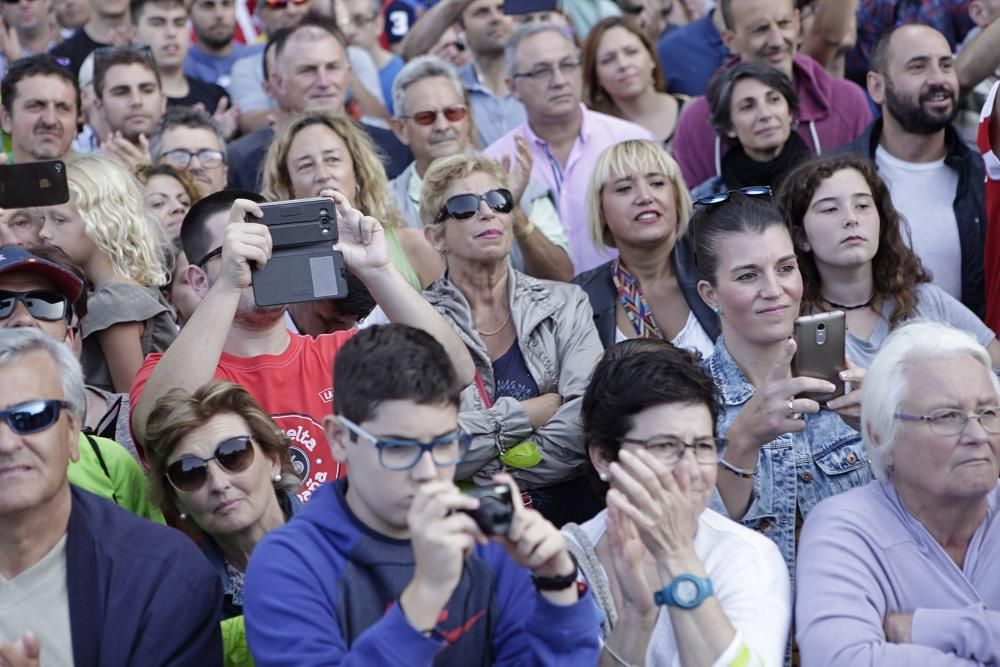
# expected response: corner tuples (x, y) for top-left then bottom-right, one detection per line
(463, 484), (514, 536)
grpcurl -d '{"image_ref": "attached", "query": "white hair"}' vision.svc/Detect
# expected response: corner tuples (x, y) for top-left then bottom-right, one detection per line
(505, 21), (576, 78)
(0, 328), (86, 422)
(391, 55), (465, 119)
(861, 320), (1000, 480)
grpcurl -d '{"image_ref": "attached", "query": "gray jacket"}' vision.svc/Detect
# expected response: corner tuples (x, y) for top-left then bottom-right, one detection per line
(423, 269), (603, 489)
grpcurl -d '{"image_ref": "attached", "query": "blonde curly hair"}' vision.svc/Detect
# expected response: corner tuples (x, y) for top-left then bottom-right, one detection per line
(67, 154), (170, 288)
(261, 110), (402, 229)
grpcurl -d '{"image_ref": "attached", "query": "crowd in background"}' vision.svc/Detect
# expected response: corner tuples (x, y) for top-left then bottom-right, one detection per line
(2, 0), (1000, 665)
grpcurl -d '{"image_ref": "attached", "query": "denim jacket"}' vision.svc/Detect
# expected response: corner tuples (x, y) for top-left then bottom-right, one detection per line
(704, 338), (872, 577)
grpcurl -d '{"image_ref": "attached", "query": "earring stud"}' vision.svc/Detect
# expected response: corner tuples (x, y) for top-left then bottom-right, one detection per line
(599, 472), (608, 482)
(273, 473), (282, 482)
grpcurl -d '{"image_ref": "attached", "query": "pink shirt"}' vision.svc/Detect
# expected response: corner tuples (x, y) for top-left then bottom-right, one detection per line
(486, 105), (654, 274)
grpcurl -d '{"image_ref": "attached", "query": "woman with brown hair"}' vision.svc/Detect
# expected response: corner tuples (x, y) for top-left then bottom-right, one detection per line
(581, 17), (687, 150)
(136, 163), (201, 242)
(775, 153), (1000, 368)
(261, 110), (443, 290)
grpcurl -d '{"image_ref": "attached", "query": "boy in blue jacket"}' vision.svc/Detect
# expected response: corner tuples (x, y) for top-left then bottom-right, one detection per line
(244, 324), (600, 666)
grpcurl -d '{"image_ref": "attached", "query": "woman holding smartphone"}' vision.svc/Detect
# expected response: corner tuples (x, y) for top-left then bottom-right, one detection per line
(691, 190), (870, 577)
(775, 153), (1000, 368)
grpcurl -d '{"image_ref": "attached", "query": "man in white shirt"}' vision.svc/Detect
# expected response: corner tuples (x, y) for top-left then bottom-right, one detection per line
(842, 23), (987, 318)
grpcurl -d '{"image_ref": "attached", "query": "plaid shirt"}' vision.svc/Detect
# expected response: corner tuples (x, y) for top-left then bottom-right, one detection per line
(846, 0), (974, 83)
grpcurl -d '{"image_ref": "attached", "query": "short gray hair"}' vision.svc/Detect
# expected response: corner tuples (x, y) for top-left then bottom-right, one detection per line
(505, 21), (576, 78)
(391, 55), (465, 119)
(0, 328), (86, 423)
(861, 321), (1000, 480)
(149, 106), (227, 160)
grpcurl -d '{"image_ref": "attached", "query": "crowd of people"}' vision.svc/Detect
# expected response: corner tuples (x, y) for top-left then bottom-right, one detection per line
(1, 0), (1000, 665)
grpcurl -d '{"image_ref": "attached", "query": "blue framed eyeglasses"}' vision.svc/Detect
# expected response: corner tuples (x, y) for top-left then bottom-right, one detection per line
(338, 416), (472, 471)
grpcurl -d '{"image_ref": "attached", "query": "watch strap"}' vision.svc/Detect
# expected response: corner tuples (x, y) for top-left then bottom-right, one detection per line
(653, 574), (713, 608)
(531, 552), (579, 591)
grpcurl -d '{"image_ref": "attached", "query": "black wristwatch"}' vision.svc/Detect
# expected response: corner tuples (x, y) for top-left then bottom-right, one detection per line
(531, 552), (579, 591)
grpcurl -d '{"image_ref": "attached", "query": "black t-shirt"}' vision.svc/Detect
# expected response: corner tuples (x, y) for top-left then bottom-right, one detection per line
(50, 28), (108, 78)
(167, 77), (228, 112)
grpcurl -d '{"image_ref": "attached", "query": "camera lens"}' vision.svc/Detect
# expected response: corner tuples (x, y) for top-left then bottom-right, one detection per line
(320, 216), (329, 226)
(817, 323), (826, 331)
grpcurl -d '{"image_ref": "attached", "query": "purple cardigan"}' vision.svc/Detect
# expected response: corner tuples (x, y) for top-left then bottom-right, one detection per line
(796, 479), (1000, 665)
(672, 53), (872, 189)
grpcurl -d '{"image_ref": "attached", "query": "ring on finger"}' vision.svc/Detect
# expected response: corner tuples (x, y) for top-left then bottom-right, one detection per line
(787, 399), (795, 415)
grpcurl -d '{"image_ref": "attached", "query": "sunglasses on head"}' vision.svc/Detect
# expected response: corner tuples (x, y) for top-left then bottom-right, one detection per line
(165, 435), (256, 494)
(0, 290), (69, 322)
(0, 399), (70, 435)
(401, 105), (468, 126)
(435, 188), (515, 223)
(693, 185), (772, 208)
(263, 0), (308, 9)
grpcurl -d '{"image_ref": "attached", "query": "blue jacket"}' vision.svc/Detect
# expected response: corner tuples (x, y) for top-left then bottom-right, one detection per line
(841, 118), (987, 318)
(244, 479), (601, 666)
(656, 9), (729, 97)
(704, 340), (872, 583)
(572, 234), (719, 350)
(66, 485), (223, 666)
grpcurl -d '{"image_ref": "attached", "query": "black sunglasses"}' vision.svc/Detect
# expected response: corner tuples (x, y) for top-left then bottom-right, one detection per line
(195, 246), (223, 267)
(0, 399), (70, 435)
(693, 185), (772, 208)
(165, 435), (256, 494)
(435, 188), (515, 223)
(0, 290), (69, 322)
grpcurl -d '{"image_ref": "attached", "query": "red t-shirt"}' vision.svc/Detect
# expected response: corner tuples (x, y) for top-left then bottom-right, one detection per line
(977, 80), (1000, 333)
(131, 331), (355, 502)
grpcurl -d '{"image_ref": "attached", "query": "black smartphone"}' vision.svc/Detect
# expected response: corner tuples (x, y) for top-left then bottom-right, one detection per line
(251, 197), (349, 307)
(793, 311), (847, 404)
(0, 161), (69, 209)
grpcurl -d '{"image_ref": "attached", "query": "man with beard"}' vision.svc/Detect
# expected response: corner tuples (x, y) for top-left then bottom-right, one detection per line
(388, 55), (571, 281)
(93, 46), (167, 169)
(130, 190), (474, 501)
(400, 0), (526, 147)
(184, 0), (260, 88)
(845, 24), (987, 319)
(0, 55), (78, 163)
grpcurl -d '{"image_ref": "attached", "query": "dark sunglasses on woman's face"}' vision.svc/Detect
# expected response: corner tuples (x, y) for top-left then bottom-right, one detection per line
(435, 188), (515, 223)
(165, 435), (256, 494)
(0, 290), (69, 322)
(0, 399), (70, 435)
(401, 105), (468, 126)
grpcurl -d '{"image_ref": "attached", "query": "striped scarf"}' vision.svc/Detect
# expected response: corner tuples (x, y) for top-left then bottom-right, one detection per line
(611, 258), (662, 339)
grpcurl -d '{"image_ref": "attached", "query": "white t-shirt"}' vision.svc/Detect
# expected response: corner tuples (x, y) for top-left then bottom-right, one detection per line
(564, 508), (791, 667)
(614, 310), (715, 360)
(875, 146), (963, 301)
(0, 535), (74, 667)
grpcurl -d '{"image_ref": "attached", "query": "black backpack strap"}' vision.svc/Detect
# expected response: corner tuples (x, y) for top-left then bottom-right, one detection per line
(83, 429), (120, 506)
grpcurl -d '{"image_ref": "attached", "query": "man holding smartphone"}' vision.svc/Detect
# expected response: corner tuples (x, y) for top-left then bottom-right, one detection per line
(243, 324), (599, 666)
(130, 189), (475, 502)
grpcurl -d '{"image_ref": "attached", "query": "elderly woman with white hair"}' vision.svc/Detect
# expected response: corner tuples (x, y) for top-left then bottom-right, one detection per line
(796, 321), (1000, 665)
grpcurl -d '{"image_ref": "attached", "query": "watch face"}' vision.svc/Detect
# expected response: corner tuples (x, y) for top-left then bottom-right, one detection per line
(675, 579), (700, 604)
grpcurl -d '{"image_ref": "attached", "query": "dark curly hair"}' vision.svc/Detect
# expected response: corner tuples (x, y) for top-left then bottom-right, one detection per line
(775, 153), (930, 326)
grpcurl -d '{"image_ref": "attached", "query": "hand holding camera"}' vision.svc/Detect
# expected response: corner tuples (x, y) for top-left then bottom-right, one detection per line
(217, 198), (267, 293)
(322, 189), (390, 278)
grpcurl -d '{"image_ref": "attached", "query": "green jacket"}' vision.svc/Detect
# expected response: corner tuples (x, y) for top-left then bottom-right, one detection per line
(68, 432), (165, 524)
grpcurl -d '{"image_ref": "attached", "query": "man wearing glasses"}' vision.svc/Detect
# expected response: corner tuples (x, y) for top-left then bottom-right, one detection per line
(150, 105), (229, 196)
(244, 324), (600, 666)
(388, 55), (571, 281)
(485, 22), (653, 274)
(0, 245), (166, 522)
(0, 327), (223, 666)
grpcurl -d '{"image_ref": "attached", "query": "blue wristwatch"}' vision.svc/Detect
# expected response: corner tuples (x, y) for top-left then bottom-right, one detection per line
(653, 574), (714, 609)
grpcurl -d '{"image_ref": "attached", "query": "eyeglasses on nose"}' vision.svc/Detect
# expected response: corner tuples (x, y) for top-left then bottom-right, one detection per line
(895, 407), (1000, 436)
(618, 436), (727, 465)
(435, 188), (515, 223)
(165, 435), (257, 493)
(339, 416), (472, 471)
(512, 58), (582, 81)
(399, 105), (468, 126)
(161, 149), (225, 169)
(0, 290), (69, 322)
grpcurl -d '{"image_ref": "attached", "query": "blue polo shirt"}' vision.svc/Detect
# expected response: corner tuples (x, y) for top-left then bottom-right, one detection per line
(460, 62), (527, 148)
(656, 8), (729, 97)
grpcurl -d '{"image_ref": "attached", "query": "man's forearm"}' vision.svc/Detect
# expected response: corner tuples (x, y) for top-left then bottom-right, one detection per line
(358, 264), (475, 385)
(131, 285), (240, 441)
(401, 0), (468, 62)
(957, 18), (1000, 92)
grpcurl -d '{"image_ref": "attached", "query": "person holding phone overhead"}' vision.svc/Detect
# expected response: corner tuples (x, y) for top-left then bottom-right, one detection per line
(691, 189), (870, 578)
(775, 153), (1000, 369)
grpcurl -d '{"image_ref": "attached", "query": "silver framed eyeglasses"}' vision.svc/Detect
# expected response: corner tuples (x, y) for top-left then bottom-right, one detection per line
(161, 148), (225, 169)
(338, 416), (472, 471)
(618, 436), (727, 465)
(894, 407), (1000, 436)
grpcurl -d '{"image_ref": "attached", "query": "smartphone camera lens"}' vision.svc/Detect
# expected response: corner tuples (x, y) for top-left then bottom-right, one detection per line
(817, 323), (826, 331)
